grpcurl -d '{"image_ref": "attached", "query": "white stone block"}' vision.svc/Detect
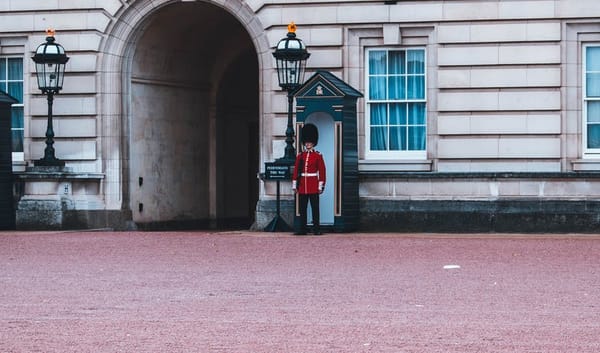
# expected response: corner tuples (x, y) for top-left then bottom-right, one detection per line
(526, 114), (561, 134)
(438, 113), (561, 135)
(281, 5), (337, 25)
(438, 91), (498, 111)
(438, 69), (470, 88)
(244, 0), (264, 12)
(308, 27), (343, 46)
(499, 1), (556, 19)
(470, 23), (527, 43)
(439, 22), (560, 43)
(57, 75), (97, 94)
(526, 67), (561, 87)
(443, 2), (498, 20)
(383, 24), (400, 45)
(437, 23), (471, 44)
(438, 46), (498, 66)
(337, 4), (389, 23)
(526, 22), (562, 41)
(390, 3), (443, 22)
(31, 117), (96, 138)
(0, 14), (34, 32)
(437, 115), (470, 135)
(57, 0), (95, 9)
(306, 48), (342, 69)
(10, 0), (58, 11)
(30, 96), (96, 116)
(498, 137), (560, 158)
(499, 44), (561, 64)
(64, 54), (98, 73)
(438, 138), (499, 158)
(30, 140), (97, 160)
(498, 90), (560, 111)
(556, 0), (600, 18)
(473, 68), (527, 88)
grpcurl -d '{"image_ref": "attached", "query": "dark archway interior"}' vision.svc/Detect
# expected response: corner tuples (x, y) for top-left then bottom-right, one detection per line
(129, 2), (259, 229)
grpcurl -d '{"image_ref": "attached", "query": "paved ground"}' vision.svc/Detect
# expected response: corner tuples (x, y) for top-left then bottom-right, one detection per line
(1, 231), (599, 353)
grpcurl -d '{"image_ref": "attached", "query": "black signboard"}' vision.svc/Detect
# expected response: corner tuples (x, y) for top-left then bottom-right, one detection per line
(264, 162), (292, 180)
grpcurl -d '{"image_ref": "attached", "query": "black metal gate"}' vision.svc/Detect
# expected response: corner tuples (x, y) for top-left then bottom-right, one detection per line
(0, 91), (17, 230)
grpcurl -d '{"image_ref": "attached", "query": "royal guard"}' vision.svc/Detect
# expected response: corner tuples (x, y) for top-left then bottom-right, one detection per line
(292, 123), (326, 235)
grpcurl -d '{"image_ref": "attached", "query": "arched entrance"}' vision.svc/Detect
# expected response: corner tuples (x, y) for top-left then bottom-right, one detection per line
(127, 2), (259, 229)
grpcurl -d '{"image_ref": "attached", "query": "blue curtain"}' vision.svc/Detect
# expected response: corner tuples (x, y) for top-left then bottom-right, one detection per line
(7, 58), (23, 102)
(11, 107), (24, 152)
(408, 103), (426, 150)
(0, 61), (5, 81)
(370, 104), (387, 150)
(587, 48), (600, 148)
(369, 50), (426, 152)
(588, 101), (600, 148)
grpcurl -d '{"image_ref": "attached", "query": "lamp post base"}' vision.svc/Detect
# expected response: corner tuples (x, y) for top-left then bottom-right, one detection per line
(264, 214), (291, 232)
(34, 158), (65, 167)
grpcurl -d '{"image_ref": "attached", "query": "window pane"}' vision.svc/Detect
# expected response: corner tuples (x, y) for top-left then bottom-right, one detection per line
(8, 82), (23, 102)
(8, 58), (23, 80)
(370, 127), (388, 150)
(11, 106), (23, 128)
(389, 103), (407, 125)
(0, 59), (5, 81)
(587, 73), (600, 97)
(11, 107), (24, 153)
(369, 51), (386, 75)
(11, 130), (24, 152)
(388, 76), (405, 99)
(588, 124), (600, 148)
(388, 51), (405, 75)
(587, 47), (600, 72)
(407, 50), (425, 74)
(369, 77), (386, 100)
(389, 127), (406, 151)
(408, 103), (426, 125)
(408, 126), (426, 150)
(370, 103), (387, 125)
(588, 101), (600, 123)
(407, 76), (425, 99)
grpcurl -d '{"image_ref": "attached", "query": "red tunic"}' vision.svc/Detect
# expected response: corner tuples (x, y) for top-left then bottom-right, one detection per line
(292, 150), (326, 194)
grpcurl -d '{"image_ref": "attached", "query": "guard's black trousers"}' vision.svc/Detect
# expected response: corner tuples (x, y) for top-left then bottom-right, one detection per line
(298, 193), (320, 233)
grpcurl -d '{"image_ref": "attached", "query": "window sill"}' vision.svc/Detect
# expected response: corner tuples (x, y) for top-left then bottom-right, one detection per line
(572, 159), (600, 171)
(359, 159), (432, 172)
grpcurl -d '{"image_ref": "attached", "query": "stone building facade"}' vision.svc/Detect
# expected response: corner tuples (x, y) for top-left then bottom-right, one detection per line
(2, 0), (600, 231)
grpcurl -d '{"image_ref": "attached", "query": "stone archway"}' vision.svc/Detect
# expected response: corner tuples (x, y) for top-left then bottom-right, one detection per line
(99, 0), (268, 229)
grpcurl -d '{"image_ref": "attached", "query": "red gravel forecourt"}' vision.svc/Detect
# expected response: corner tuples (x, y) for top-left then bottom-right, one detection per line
(1, 231), (599, 353)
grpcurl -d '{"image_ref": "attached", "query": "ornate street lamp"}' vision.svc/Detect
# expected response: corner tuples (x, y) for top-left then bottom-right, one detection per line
(32, 29), (69, 167)
(264, 23), (310, 232)
(272, 22), (310, 165)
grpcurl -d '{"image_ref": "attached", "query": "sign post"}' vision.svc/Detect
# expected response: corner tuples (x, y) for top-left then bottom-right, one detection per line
(263, 162), (292, 232)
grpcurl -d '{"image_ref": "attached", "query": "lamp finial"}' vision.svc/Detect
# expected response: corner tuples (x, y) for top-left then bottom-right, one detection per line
(287, 22), (296, 33)
(46, 28), (55, 37)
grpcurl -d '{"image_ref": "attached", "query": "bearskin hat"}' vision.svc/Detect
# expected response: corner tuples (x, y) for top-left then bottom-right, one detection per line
(301, 123), (319, 146)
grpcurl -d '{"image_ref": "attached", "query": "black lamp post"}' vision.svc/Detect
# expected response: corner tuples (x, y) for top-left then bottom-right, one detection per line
(32, 29), (69, 167)
(264, 23), (310, 232)
(272, 22), (310, 165)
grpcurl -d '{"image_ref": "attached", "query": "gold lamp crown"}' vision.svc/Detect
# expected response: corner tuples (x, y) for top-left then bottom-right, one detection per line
(46, 28), (55, 37)
(287, 22), (297, 33)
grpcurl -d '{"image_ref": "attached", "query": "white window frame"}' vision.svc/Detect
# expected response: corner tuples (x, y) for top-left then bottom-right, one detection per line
(0, 56), (24, 162)
(364, 47), (427, 160)
(583, 44), (600, 158)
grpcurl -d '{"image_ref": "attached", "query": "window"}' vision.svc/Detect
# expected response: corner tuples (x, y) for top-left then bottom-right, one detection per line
(366, 48), (426, 159)
(584, 45), (600, 156)
(0, 57), (24, 161)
